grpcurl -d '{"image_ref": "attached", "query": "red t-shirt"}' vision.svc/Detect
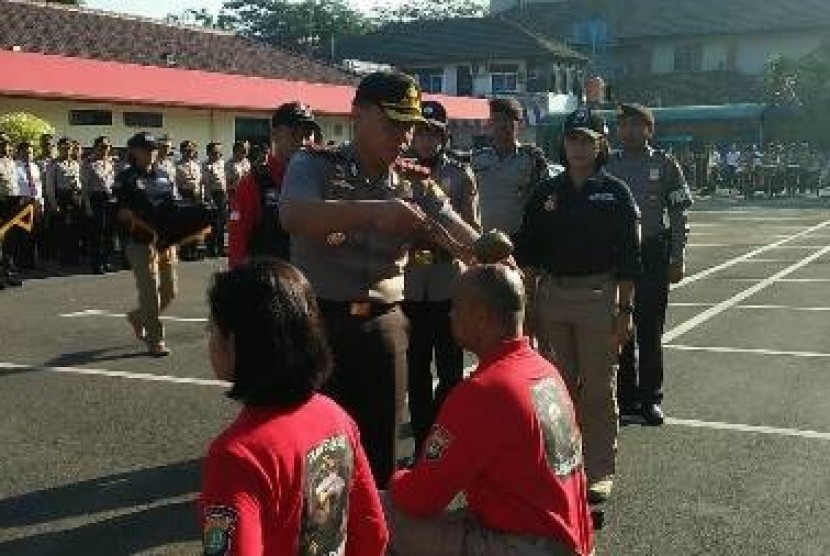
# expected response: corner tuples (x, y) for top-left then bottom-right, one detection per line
(227, 155), (286, 269)
(390, 338), (595, 555)
(200, 394), (388, 556)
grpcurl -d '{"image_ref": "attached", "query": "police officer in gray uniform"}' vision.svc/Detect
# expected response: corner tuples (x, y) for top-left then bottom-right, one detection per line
(605, 103), (693, 425)
(0, 132), (23, 289)
(280, 72), (482, 487)
(81, 135), (117, 274)
(45, 137), (83, 266)
(472, 97), (552, 235)
(403, 100), (480, 453)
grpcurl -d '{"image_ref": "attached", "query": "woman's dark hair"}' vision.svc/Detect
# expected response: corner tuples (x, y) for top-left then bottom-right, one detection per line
(556, 133), (610, 171)
(208, 259), (332, 408)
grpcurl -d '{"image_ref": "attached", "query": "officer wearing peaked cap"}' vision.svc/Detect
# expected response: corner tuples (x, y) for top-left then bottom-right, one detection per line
(605, 103), (693, 426)
(279, 72), (485, 487)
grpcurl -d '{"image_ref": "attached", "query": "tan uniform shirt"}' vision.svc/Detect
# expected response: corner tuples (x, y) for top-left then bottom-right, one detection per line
(175, 159), (202, 200)
(201, 158), (227, 195)
(44, 158), (81, 207)
(81, 157), (116, 196)
(0, 157), (17, 198)
(472, 144), (551, 234)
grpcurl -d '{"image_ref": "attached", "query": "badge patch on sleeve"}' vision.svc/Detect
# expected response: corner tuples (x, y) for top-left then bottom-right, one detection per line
(423, 425), (453, 461)
(203, 505), (238, 556)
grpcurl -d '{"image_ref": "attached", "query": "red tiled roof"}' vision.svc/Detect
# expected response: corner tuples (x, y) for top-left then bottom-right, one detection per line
(0, 50), (490, 120)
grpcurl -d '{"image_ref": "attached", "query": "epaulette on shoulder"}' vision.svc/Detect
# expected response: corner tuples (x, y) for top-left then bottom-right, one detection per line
(394, 157), (431, 178)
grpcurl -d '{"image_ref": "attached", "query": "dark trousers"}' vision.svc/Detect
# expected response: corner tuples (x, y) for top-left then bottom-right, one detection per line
(402, 300), (464, 452)
(320, 303), (408, 489)
(207, 190), (227, 256)
(88, 192), (115, 269)
(55, 191), (84, 265)
(618, 235), (670, 406)
(178, 190), (202, 260)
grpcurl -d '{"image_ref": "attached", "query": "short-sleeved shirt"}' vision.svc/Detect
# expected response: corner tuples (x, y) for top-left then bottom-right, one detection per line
(605, 147), (692, 240)
(280, 144), (454, 303)
(0, 157), (16, 198)
(48, 159), (81, 194)
(175, 159), (202, 197)
(81, 158), (116, 195)
(390, 338), (595, 555)
(472, 144), (551, 234)
(514, 170), (642, 280)
(15, 161), (43, 201)
(200, 394), (389, 556)
(404, 154), (479, 302)
(202, 158), (228, 194)
(156, 156), (177, 182)
(226, 158), (252, 193)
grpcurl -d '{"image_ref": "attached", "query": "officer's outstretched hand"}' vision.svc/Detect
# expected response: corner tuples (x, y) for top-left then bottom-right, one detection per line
(669, 260), (685, 284)
(374, 199), (430, 236)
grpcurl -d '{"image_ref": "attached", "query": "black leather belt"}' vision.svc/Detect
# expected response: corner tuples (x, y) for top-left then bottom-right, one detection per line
(317, 299), (398, 318)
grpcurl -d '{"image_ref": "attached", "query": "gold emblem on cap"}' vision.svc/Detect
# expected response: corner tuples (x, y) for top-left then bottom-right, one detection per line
(326, 232), (346, 246)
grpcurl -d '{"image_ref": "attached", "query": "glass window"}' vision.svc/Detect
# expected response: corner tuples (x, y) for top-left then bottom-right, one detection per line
(492, 72), (518, 93)
(68, 110), (112, 126)
(674, 43), (703, 72)
(123, 112), (164, 128)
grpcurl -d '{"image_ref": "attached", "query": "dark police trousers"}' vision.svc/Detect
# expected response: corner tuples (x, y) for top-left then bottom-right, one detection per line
(55, 190), (83, 265)
(319, 302), (408, 489)
(88, 192), (115, 269)
(207, 189), (227, 256)
(618, 234), (670, 406)
(403, 299), (464, 453)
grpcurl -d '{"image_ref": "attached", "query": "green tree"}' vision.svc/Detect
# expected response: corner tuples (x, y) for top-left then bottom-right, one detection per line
(219, 0), (374, 58)
(372, 0), (486, 24)
(0, 112), (55, 151)
(165, 8), (234, 29)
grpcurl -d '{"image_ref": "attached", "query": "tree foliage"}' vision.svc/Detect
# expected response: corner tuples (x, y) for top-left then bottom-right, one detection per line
(372, 0), (486, 24)
(0, 112), (55, 149)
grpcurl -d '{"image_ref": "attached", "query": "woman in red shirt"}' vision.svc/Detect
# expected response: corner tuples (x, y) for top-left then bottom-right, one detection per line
(200, 259), (388, 555)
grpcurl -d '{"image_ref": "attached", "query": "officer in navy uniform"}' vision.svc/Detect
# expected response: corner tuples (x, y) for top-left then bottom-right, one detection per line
(280, 72), (484, 487)
(605, 103), (693, 425)
(403, 100), (480, 453)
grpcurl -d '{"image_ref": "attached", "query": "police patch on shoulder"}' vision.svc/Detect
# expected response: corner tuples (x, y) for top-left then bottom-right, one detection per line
(203, 505), (238, 556)
(423, 425), (453, 461)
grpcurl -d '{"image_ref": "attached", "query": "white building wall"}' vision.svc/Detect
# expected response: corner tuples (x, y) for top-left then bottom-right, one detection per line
(734, 31), (823, 74)
(702, 41), (729, 71)
(0, 97), (353, 148)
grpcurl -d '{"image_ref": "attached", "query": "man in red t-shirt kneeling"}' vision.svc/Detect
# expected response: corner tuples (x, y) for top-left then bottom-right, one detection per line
(385, 265), (595, 556)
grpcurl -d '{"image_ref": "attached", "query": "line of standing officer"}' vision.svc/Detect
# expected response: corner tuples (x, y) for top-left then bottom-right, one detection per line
(402, 100), (481, 453)
(44, 137), (83, 266)
(279, 72), (482, 488)
(605, 103), (693, 426)
(201, 141), (228, 258)
(81, 135), (117, 274)
(0, 132), (23, 289)
(515, 107), (642, 505)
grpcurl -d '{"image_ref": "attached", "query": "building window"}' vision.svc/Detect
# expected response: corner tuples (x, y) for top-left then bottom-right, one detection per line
(674, 43), (703, 72)
(416, 69), (444, 94)
(69, 110), (112, 126)
(490, 64), (519, 94)
(123, 111), (164, 128)
(235, 117), (271, 148)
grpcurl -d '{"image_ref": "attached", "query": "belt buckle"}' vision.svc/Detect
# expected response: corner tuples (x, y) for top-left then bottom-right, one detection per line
(349, 301), (372, 317)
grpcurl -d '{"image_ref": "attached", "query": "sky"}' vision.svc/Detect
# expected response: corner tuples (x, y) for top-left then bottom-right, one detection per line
(85, 0), (397, 19)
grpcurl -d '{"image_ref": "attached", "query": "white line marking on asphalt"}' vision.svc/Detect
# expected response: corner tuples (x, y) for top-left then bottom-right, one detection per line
(0, 362), (228, 387)
(665, 418), (830, 441)
(736, 304), (830, 312)
(60, 309), (208, 323)
(669, 302), (716, 307)
(723, 278), (830, 283)
(665, 344), (830, 358)
(663, 245), (830, 343)
(672, 219), (830, 290)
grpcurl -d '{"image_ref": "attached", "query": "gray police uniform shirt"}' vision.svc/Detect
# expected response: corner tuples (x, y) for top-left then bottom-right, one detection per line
(225, 158), (251, 193)
(0, 157), (16, 198)
(202, 159), (227, 195)
(81, 158), (115, 196)
(472, 144), (551, 235)
(175, 159), (202, 199)
(45, 159), (81, 206)
(606, 146), (693, 263)
(280, 143), (454, 304)
(404, 154), (479, 303)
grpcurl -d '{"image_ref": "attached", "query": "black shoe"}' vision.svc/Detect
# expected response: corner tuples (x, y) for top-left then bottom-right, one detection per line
(5, 273), (22, 287)
(92, 265), (106, 275)
(641, 403), (665, 426)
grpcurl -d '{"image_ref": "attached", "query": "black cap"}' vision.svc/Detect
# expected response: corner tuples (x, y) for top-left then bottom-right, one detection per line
(617, 103), (655, 127)
(421, 100), (448, 130)
(127, 132), (159, 151)
(354, 72), (425, 124)
(563, 108), (607, 139)
(272, 102), (317, 128)
(489, 97), (524, 121)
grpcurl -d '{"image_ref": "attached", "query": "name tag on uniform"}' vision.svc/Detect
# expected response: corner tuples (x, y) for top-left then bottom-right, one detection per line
(649, 168), (661, 181)
(588, 192), (616, 202)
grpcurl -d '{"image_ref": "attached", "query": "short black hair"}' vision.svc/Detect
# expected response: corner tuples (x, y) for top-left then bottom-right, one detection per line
(208, 259), (332, 408)
(206, 142), (222, 154)
(557, 135), (609, 171)
(93, 136), (111, 148)
(489, 97), (524, 121)
(232, 140), (249, 152)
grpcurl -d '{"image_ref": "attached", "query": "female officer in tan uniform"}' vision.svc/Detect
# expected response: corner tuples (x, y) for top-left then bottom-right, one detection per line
(514, 108), (641, 505)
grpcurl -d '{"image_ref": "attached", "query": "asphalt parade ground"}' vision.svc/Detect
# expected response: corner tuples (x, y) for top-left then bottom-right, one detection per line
(2, 195), (830, 554)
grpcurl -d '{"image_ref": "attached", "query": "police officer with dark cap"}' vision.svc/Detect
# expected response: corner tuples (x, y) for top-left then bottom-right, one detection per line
(606, 103), (693, 426)
(403, 100), (480, 453)
(115, 132), (179, 357)
(227, 101), (320, 268)
(0, 132), (23, 289)
(514, 107), (641, 504)
(280, 72), (486, 487)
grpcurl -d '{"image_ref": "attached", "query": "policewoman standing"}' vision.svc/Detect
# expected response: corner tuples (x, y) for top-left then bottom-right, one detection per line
(514, 108), (641, 505)
(115, 132), (178, 357)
